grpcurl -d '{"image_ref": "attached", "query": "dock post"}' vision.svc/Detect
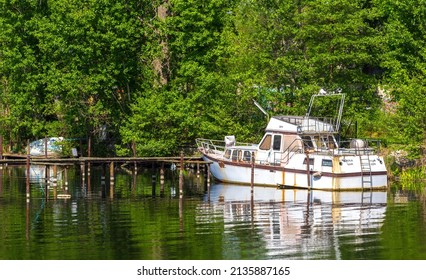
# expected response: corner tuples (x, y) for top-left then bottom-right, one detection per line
(64, 167), (69, 193)
(80, 161), (86, 191)
(45, 165), (50, 199)
(179, 151), (184, 198)
(151, 163), (156, 197)
(132, 162), (137, 195)
(204, 164), (208, 191)
(87, 136), (91, 194)
(26, 197), (30, 240)
(53, 165), (57, 199)
(306, 151), (311, 189)
(196, 162), (200, 179)
(132, 140), (137, 194)
(109, 161), (114, 198)
(207, 163), (211, 201)
(179, 193), (184, 235)
(160, 163), (165, 197)
(101, 164), (106, 198)
(251, 152), (255, 191)
(87, 162), (91, 194)
(26, 140), (30, 202)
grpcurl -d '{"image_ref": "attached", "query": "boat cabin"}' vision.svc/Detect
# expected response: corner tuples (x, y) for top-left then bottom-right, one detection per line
(223, 146), (257, 163)
(254, 116), (339, 165)
(222, 116), (340, 166)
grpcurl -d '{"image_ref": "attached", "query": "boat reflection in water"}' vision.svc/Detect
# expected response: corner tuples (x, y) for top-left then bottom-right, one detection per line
(201, 184), (387, 259)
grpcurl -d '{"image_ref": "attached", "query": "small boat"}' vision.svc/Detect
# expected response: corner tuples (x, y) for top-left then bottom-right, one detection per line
(29, 137), (64, 157)
(196, 91), (388, 191)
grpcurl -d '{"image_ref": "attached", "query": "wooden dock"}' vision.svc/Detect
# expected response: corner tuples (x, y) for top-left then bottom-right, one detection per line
(0, 152), (212, 201)
(0, 153), (206, 165)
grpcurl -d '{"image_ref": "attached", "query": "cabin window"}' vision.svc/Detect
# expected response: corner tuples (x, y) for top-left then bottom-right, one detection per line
(303, 157), (314, 165)
(322, 159), (333, 167)
(313, 136), (320, 148)
(327, 136), (336, 149)
(273, 135), (282, 151)
(320, 137), (328, 148)
(231, 150), (239, 161)
(243, 151), (252, 162)
(302, 136), (314, 149)
(224, 150), (231, 159)
(320, 136), (336, 149)
(259, 134), (272, 150)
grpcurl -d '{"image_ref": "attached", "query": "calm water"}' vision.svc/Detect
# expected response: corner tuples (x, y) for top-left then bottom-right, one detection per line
(0, 164), (426, 260)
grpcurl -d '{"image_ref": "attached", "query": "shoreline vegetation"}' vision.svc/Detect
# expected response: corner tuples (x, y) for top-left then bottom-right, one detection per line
(1, 0), (426, 184)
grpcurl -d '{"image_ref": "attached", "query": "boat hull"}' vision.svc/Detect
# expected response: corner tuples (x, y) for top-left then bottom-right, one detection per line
(202, 153), (388, 191)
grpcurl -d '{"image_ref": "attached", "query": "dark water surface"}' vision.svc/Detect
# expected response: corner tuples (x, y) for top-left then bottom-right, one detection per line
(1, 164), (425, 260)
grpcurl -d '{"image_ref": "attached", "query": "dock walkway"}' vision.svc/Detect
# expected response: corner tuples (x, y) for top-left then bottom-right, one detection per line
(0, 152), (212, 201)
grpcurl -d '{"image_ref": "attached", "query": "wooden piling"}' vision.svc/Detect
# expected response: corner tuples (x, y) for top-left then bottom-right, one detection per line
(160, 163), (165, 196)
(87, 163), (91, 194)
(26, 140), (30, 202)
(179, 151), (184, 198)
(101, 164), (106, 198)
(132, 162), (137, 195)
(26, 197), (30, 240)
(53, 165), (57, 199)
(132, 141), (137, 195)
(109, 161), (114, 198)
(133, 154), (138, 184)
(80, 162), (86, 190)
(251, 152), (255, 192)
(64, 167), (69, 193)
(179, 194), (184, 235)
(151, 163), (156, 197)
(87, 136), (91, 194)
(196, 162), (200, 179)
(195, 162), (200, 190)
(45, 165), (49, 199)
(306, 151), (311, 189)
(207, 163), (211, 202)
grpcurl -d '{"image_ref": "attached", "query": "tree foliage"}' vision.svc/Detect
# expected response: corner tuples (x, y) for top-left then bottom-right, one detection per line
(1, 0), (425, 157)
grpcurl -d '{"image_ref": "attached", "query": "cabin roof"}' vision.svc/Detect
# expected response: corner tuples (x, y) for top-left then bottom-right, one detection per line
(266, 116), (301, 133)
(267, 115), (336, 134)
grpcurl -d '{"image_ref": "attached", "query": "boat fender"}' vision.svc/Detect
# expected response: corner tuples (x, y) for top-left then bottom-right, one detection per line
(350, 139), (366, 149)
(312, 171), (322, 178)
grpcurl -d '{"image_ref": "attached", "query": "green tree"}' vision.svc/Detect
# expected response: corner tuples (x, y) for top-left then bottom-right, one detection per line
(0, 0), (47, 150)
(226, 0), (384, 139)
(30, 0), (158, 155)
(376, 0), (426, 156)
(0, 0), (161, 155)
(119, 0), (239, 156)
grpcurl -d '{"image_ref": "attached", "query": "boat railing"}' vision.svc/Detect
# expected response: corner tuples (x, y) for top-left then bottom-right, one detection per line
(297, 117), (337, 134)
(280, 138), (305, 165)
(271, 137), (382, 166)
(196, 138), (254, 156)
(196, 138), (225, 155)
(336, 139), (382, 156)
